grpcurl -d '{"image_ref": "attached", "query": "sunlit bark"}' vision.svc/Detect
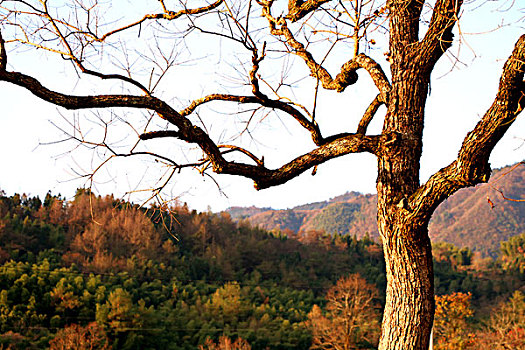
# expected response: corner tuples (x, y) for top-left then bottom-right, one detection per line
(0, 1), (523, 349)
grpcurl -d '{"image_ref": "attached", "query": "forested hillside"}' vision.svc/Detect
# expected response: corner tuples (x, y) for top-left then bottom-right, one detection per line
(0, 190), (523, 349)
(229, 162), (525, 257)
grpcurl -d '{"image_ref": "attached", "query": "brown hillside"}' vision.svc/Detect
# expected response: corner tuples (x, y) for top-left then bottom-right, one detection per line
(227, 162), (525, 257)
(429, 163), (525, 257)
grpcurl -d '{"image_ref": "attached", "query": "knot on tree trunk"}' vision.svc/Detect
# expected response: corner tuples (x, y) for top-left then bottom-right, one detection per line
(455, 160), (491, 186)
(334, 70), (359, 92)
(468, 162), (491, 184)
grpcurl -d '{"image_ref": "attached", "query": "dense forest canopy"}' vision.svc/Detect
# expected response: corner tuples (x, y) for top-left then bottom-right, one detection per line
(0, 190), (523, 349)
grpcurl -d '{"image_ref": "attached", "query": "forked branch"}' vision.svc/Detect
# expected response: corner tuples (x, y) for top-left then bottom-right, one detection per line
(259, 1), (391, 95)
(387, 0), (425, 63)
(417, 0), (463, 69)
(0, 59), (382, 190)
(409, 34), (525, 221)
(77, 0), (225, 42)
(177, 93), (325, 145)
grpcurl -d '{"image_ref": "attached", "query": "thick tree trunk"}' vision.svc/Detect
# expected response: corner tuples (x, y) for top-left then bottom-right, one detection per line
(377, 215), (434, 350)
(374, 31), (525, 350)
(376, 116), (435, 350)
(376, 20), (435, 344)
(375, 76), (435, 348)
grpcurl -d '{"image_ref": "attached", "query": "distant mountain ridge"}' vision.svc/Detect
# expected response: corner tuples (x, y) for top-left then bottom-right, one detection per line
(227, 162), (525, 257)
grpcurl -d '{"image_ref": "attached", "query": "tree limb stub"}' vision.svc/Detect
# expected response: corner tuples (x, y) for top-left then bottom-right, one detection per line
(139, 130), (182, 141)
(287, 0), (332, 22)
(410, 34), (525, 222)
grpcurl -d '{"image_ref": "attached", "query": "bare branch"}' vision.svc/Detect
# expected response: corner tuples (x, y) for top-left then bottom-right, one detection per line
(417, 0), (463, 69)
(75, 63), (151, 95)
(488, 161), (525, 202)
(287, 0), (332, 22)
(495, 190), (525, 203)
(249, 42), (267, 98)
(357, 94), (384, 134)
(490, 178), (525, 203)
(409, 34), (525, 221)
(258, 2), (390, 95)
(0, 69), (179, 120)
(179, 93), (325, 145)
(81, 0), (225, 42)
(218, 144), (264, 166)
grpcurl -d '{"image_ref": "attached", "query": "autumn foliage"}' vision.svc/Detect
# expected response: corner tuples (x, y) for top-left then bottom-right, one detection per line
(433, 292), (474, 350)
(48, 322), (110, 350)
(199, 336), (252, 350)
(434, 290), (525, 350)
(470, 291), (525, 350)
(0, 190), (523, 349)
(307, 274), (381, 349)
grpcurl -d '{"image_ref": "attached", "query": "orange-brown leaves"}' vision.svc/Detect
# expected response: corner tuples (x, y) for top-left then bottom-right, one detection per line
(199, 335), (252, 350)
(472, 291), (525, 350)
(433, 292), (474, 350)
(307, 274), (381, 350)
(49, 322), (110, 350)
(67, 192), (163, 272)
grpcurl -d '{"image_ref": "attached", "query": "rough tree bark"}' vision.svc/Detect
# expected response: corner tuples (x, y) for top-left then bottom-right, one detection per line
(376, 1), (524, 347)
(0, 1), (524, 349)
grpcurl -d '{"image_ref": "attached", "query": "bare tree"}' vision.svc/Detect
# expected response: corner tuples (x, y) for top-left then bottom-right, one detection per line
(307, 274), (381, 349)
(0, 1), (524, 349)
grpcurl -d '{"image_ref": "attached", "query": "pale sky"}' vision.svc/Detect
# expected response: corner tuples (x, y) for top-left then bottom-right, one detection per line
(0, 1), (524, 212)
